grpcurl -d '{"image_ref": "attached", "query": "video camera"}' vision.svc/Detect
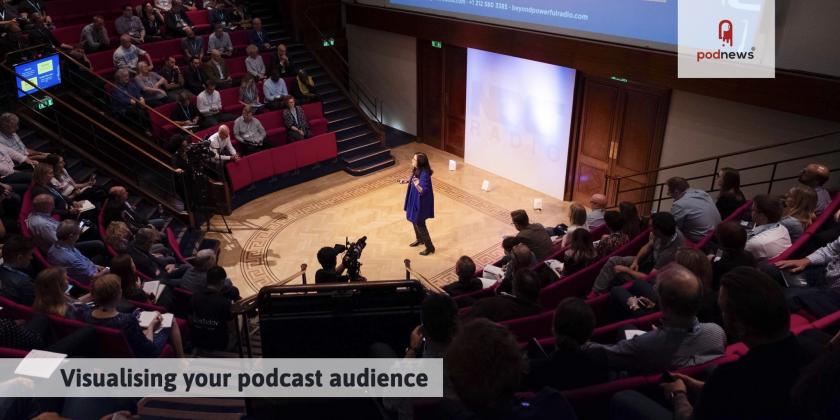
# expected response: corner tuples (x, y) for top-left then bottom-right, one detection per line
(185, 140), (215, 168)
(342, 236), (367, 282)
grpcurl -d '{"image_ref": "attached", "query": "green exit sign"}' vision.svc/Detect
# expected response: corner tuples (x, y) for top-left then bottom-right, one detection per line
(321, 38), (335, 47)
(431, 40), (442, 48)
(36, 97), (54, 110)
(610, 76), (629, 83)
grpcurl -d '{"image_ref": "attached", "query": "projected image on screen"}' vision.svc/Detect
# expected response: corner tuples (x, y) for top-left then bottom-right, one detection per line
(465, 49), (575, 199)
(14, 54), (61, 98)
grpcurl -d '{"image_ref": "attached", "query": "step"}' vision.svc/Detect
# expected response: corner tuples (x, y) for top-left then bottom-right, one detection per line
(325, 107), (357, 124)
(68, 165), (96, 184)
(337, 136), (382, 156)
(336, 126), (374, 143)
(345, 156), (396, 177)
(341, 145), (393, 165)
(323, 100), (354, 116)
(330, 117), (366, 133)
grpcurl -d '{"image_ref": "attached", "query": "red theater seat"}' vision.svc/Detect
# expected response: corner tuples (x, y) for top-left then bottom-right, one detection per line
(294, 132), (337, 167)
(187, 10), (211, 34)
(52, 24), (86, 46)
(271, 144), (297, 175)
(226, 158), (253, 192)
(149, 101), (181, 139)
(247, 149), (275, 183)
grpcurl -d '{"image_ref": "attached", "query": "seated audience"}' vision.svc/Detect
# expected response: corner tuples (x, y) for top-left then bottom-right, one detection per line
(443, 256), (483, 297)
(203, 49), (233, 89)
(184, 56), (207, 95)
(189, 266), (234, 352)
(0, 314), (95, 357)
(233, 106), (266, 155)
(113, 34), (152, 72)
(587, 193), (607, 230)
(443, 318), (577, 419)
(0, 139), (35, 195)
(181, 27), (204, 61)
(498, 236), (521, 267)
(499, 243), (535, 295)
(0, 23), (30, 59)
(244, 44), (266, 79)
(798, 163), (832, 215)
(596, 210), (629, 257)
(612, 267), (806, 420)
(560, 202), (587, 248)
(667, 177), (722, 243)
(238, 73), (263, 108)
(619, 201), (644, 238)
(561, 229), (598, 276)
(781, 184), (817, 242)
(315, 245), (352, 284)
(111, 254), (152, 304)
(175, 249), (240, 300)
(775, 234), (840, 318)
(33, 267), (85, 319)
(135, 61), (171, 107)
(140, 3), (165, 42)
(208, 125), (239, 163)
(591, 264), (725, 374)
(526, 297), (609, 391)
(465, 269), (541, 322)
(47, 220), (108, 284)
(196, 80), (235, 125)
(128, 228), (181, 280)
(0, 235), (36, 306)
(207, 24), (233, 57)
(248, 18), (271, 51)
(746, 194), (791, 261)
(104, 186), (165, 232)
(154, 0), (173, 11)
(83, 274), (184, 357)
(43, 154), (102, 203)
(0, 112), (48, 160)
(263, 71), (288, 110)
(27, 194), (105, 258)
(511, 209), (553, 260)
(159, 56), (186, 100)
(164, 0), (193, 37)
(714, 167), (746, 219)
(208, 6), (230, 28)
(111, 69), (150, 127)
(80, 16), (110, 53)
(170, 90), (204, 128)
(105, 221), (132, 254)
(115, 5), (145, 43)
(590, 212), (684, 295)
(272, 43), (295, 77)
(711, 221), (756, 290)
(26, 12), (71, 50)
(290, 69), (318, 103)
(31, 164), (92, 220)
(282, 95), (310, 142)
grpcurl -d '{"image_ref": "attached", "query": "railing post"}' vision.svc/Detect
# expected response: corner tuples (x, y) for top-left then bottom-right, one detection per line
(711, 158), (721, 192)
(404, 259), (412, 281)
(768, 163), (778, 194)
(657, 184), (664, 213)
(300, 263), (308, 285)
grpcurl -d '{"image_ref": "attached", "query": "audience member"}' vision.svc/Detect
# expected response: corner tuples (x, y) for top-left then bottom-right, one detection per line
(499, 243), (535, 294)
(164, 0), (192, 37)
(111, 253), (152, 304)
(208, 5), (229, 28)
(140, 3), (165, 42)
(154, 0), (173, 11)
(105, 221), (132, 254)
(80, 16), (110, 53)
(183, 56), (207, 94)
(33, 267), (85, 319)
(465, 269), (541, 322)
(443, 256), (483, 296)
(798, 163), (832, 215)
(405, 293), (458, 359)
(667, 177), (722, 243)
(714, 167), (746, 220)
(587, 193), (607, 230)
(0, 314), (95, 357)
(248, 17), (271, 51)
(104, 186), (165, 232)
(0, 235), (35, 306)
(612, 267), (805, 420)
(775, 234), (840, 318)
(207, 24), (233, 57)
(560, 202), (587, 248)
(203, 49), (233, 89)
(83, 273), (184, 357)
(113, 34), (152, 71)
(282, 95), (310, 142)
(111, 69), (150, 127)
(781, 185), (817, 242)
(31, 164), (88, 220)
(510, 209), (553, 260)
(290, 69), (318, 103)
(443, 318), (577, 419)
(561, 228), (598, 276)
(271, 43), (295, 77)
(47, 220), (108, 284)
(196, 80), (234, 125)
(263, 70), (288, 109)
(233, 105), (266, 155)
(128, 228), (182, 281)
(170, 90), (203, 128)
(27, 194), (105, 258)
(208, 124), (239, 163)
(711, 221), (756, 290)
(159, 56), (186, 100)
(0, 112), (47, 160)
(134, 61), (171, 107)
(244, 44), (266, 79)
(526, 297), (609, 391)
(115, 4), (145, 43)
(592, 264), (724, 374)
(0, 23), (30, 59)
(189, 266), (234, 352)
(315, 245), (351, 284)
(43, 154), (102, 203)
(596, 210), (629, 257)
(175, 249), (240, 300)
(25, 12), (71, 50)
(619, 201), (643, 238)
(590, 212), (684, 295)
(746, 194), (791, 261)
(180, 27), (204, 61)
(238, 73), (262, 108)
(0, 138), (35, 195)
(791, 343), (840, 420)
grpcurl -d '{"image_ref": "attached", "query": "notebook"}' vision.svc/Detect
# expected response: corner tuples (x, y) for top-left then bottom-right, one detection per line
(77, 200), (95, 213)
(142, 281), (167, 302)
(15, 350), (67, 378)
(138, 311), (174, 333)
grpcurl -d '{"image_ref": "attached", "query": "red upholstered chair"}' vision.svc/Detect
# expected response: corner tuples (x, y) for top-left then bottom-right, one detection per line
(270, 144), (297, 175)
(88, 51), (116, 77)
(294, 132), (337, 167)
(227, 57), (248, 82)
(247, 150), (275, 183)
(0, 347), (28, 358)
(149, 101), (182, 139)
(0, 295), (36, 321)
(229, 30), (249, 52)
(220, 86), (244, 115)
(501, 310), (554, 343)
(165, 228), (189, 264)
(226, 159), (253, 192)
(309, 118), (328, 136)
(301, 102), (324, 119)
(187, 10), (211, 33)
(257, 110), (287, 146)
(146, 39), (185, 66)
(52, 24), (87, 45)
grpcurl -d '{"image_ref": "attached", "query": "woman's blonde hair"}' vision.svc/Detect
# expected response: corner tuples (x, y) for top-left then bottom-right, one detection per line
(33, 267), (69, 317)
(569, 202), (587, 227)
(785, 185), (817, 227)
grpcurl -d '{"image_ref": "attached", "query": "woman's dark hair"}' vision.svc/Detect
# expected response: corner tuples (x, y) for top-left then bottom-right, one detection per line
(421, 293), (458, 343)
(719, 167), (744, 200)
(618, 201), (642, 238)
(455, 256), (476, 282)
(716, 221), (747, 251)
(110, 254), (140, 299)
(553, 297), (596, 351)
(568, 228), (597, 262)
(720, 267), (789, 340)
(603, 210), (625, 233)
(412, 153), (433, 177)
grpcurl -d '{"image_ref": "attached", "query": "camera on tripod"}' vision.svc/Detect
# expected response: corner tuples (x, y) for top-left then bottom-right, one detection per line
(342, 236), (367, 282)
(185, 141), (214, 169)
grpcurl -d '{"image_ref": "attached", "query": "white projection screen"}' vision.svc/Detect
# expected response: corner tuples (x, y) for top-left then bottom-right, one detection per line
(465, 48), (576, 199)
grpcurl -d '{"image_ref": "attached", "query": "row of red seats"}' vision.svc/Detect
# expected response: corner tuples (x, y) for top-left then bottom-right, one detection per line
(51, 9), (213, 49)
(193, 106), (328, 149)
(46, 0), (150, 27)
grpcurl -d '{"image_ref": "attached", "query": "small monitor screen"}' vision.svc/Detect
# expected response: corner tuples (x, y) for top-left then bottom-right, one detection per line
(14, 54), (61, 98)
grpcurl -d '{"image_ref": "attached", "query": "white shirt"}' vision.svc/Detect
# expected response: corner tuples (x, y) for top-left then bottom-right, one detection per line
(745, 223), (792, 261)
(263, 78), (288, 101)
(196, 90), (222, 115)
(0, 131), (26, 156)
(208, 132), (237, 161)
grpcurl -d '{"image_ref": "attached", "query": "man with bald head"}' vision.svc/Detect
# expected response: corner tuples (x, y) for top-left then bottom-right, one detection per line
(113, 34), (152, 71)
(104, 186), (166, 232)
(27, 194), (106, 258)
(208, 125), (239, 163)
(587, 194), (607, 230)
(799, 163), (832, 215)
(587, 263), (725, 374)
(48, 220), (108, 283)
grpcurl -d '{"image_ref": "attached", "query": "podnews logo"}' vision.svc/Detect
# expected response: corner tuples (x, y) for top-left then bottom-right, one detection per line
(696, 19), (756, 62)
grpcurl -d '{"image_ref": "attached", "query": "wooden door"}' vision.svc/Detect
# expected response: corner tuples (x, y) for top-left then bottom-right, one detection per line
(443, 46), (466, 157)
(416, 41), (466, 157)
(571, 80), (621, 205)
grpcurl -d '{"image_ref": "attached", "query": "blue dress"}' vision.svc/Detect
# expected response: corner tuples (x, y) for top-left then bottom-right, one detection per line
(404, 170), (434, 224)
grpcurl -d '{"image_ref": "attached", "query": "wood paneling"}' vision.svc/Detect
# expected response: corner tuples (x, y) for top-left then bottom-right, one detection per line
(443, 46), (466, 157)
(347, 3), (840, 123)
(417, 41), (466, 157)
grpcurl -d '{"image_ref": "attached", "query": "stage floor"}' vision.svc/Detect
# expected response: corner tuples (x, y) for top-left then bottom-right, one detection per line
(207, 143), (572, 297)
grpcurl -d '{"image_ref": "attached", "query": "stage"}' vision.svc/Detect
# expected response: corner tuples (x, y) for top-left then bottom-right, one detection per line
(207, 143), (572, 298)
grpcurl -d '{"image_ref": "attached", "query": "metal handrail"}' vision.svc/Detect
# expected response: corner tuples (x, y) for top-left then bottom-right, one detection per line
(403, 259), (445, 294)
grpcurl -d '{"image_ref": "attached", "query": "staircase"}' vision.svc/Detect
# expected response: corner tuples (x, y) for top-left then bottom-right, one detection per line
(248, 2), (396, 176)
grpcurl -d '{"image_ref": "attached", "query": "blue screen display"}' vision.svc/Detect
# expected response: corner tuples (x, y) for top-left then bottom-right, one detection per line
(14, 54), (61, 98)
(389, 0), (678, 47)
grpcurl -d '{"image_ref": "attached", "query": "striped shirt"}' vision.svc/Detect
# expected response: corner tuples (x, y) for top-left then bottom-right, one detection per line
(807, 237), (840, 290)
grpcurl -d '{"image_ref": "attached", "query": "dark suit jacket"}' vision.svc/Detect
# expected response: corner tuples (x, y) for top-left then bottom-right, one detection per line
(164, 9), (192, 35)
(127, 244), (163, 279)
(184, 66), (206, 94)
(271, 55), (295, 77)
(0, 265), (35, 306)
(170, 103), (200, 124)
(282, 106), (309, 135)
(516, 223), (554, 260)
(248, 29), (269, 49)
(202, 60), (230, 85)
(104, 199), (148, 232)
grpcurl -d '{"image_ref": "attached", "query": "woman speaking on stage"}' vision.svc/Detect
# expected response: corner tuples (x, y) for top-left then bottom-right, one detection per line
(402, 153), (435, 256)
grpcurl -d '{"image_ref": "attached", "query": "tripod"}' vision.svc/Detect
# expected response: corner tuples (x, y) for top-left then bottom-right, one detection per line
(187, 164), (232, 234)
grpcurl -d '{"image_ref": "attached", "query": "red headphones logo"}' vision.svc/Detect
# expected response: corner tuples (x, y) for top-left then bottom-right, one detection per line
(718, 19), (733, 47)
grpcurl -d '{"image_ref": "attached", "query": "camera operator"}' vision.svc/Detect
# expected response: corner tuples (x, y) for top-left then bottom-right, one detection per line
(315, 245), (349, 284)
